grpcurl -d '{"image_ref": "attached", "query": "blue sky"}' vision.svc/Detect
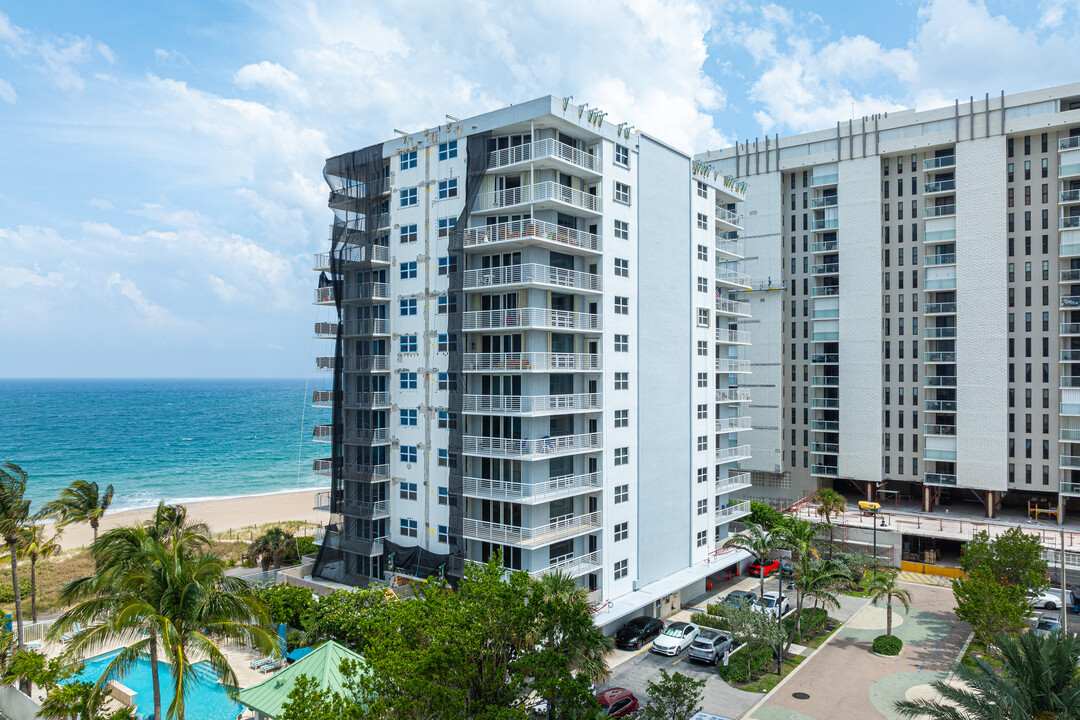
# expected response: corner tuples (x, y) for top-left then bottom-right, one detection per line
(1, 0), (1077, 377)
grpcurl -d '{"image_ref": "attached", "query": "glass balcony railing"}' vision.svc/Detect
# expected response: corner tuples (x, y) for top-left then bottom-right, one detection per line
(924, 375), (956, 387)
(924, 254), (956, 266)
(924, 473), (958, 486)
(810, 286), (840, 298)
(1061, 216), (1080, 230)
(1061, 136), (1080, 151)
(1061, 163), (1080, 178)
(924, 302), (957, 314)
(925, 277), (957, 291)
(1061, 189), (1080, 204)
(924, 204), (957, 218)
(810, 173), (838, 187)
(924, 424), (957, 436)
(810, 219), (839, 231)
(924, 179), (956, 194)
(923, 156), (956, 171)
(810, 196), (839, 208)
(811, 240), (839, 254)
(925, 229), (957, 243)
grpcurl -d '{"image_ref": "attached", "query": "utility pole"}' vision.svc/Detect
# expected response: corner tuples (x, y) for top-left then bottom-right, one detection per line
(1061, 526), (1069, 635)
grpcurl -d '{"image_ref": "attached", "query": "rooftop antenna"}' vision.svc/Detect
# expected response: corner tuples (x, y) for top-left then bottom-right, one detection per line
(445, 115), (460, 122)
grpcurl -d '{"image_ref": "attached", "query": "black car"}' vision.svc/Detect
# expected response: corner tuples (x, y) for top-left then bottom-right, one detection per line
(614, 616), (664, 650)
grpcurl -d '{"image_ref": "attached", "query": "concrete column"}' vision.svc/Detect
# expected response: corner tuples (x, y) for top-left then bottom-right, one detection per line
(984, 491), (997, 519)
(922, 486), (933, 513)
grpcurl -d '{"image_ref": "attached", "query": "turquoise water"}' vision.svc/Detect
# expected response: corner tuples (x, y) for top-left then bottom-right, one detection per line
(0, 379), (330, 512)
(64, 648), (243, 720)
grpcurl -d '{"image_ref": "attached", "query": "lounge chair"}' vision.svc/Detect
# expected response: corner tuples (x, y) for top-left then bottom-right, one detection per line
(259, 659), (285, 673)
(248, 656), (274, 670)
(61, 623), (81, 643)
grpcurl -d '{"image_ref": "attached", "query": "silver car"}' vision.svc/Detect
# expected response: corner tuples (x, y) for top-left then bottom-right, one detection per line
(687, 629), (734, 665)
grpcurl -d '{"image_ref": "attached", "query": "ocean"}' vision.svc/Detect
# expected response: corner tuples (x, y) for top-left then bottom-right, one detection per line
(0, 379), (330, 512)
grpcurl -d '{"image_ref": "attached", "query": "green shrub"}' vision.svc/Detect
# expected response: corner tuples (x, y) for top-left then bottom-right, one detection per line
(782, 608), (829, 640)
(717, 645), (773, 683)
(690, 613), (729, 632)
(296, 536), (318, 558)
(748, 501), (784, 529)
(872, 635), (903, 655)
(705, 601), (731, 617)
(0, 580), (31, 604)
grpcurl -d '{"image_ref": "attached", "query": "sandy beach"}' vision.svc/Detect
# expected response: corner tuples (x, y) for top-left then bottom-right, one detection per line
(43, 488), (330, 549)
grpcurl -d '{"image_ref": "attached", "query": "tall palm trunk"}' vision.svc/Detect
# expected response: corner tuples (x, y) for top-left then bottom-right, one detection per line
(785, 590), (804, 653)
(29, 554), (37, 623)
(886, 599), (893, 637)
(150, 631), (162, 720)
(91, 519), (99, 543)
(7, 541), (27, 696)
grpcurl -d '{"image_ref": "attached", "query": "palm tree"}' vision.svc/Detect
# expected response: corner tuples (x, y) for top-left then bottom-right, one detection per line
(866, 571), (912, 637)
(774, 517), (823, 650)
(248, 527), (295, 571)
(723, 521), (779, 599)
(894, 631), (1080, 720)
(0, 462), (32, 655)
(50, 527), (277, 720)
(813, 488), (846, 554)
(40, 479), (114, 543)
(146, 502), (209, 543)
(18, 524), (61, 622)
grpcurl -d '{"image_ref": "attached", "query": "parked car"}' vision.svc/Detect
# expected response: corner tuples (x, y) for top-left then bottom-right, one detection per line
(756, 591), (791, 617)
(687, 628), (734, 665)
(650, 621), (700, 656)
(779, 559), (795, 578)
(614, 616), (664, 650)
(722, 590), (761, 609)
(1029, 588), (1064, 610)
(595, 688), (638, 717)
(1033, 611), (1062, 638)
(748, 559), (780, 577)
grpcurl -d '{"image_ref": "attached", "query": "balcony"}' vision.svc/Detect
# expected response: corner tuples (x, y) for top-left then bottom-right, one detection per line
(716, 388), (751, 403)
(461, 472), (602, 504)
(336, 536), (386, 557)
(715, 239), (745, 260)
(924, 204), (957, 219)
(716, 444), (752, 464)
(1062, 238), (1080, 257)
(314, 287), (334, 305)
(1062, 350), (1080, 362)
(924, 254), (956, 266)
(314, 321), (339, 339)
(716, 328), (751, 345)
(463, 352), (601, 373)
(314, 243), (390, 271)
(812, 376), (840, 387)
(810, 196), (838, 209)
(487, 138), (602, 176)
(924, 179), (956, 195)
(810, 219), (839, 232)
(925, 302), (957, 315)
(811, 465), (839, 477)
(716, 500), (752, 523)
(342, 463), (390, 481)
(1062, 482), (1080, 496)
(1061, 163), (1080, 179)
(1062, 296), (1080, 308)
(811, 353), (838, 364)
(1060, 455), (1080, 469)
(715, 207), (744, 231)
(810, 286), (840, 298)
(462, 432), (602, 459)
(461, 218), (601, 254)
(716, 358), (751, 374)
(344, 355), (390, 372)
(812, 332), (839, 342)
(312, 459), (334, 478)
(810, 173), (838, 187)
(811, 397), (839, 409)
(925, 229), (957, 244)
(1062, 403), (1080, 416)
(923, 155), (956, 171)
(344, 427), (390, 444)
(344, 318), (390, 336)
(1061, 137), (1080, 152)
(341, 282), (390, 302)
(312, 390), (335, 408)
(461, 512), (602, 547)
(312, 424), (333, 442)
(812, 308), (839, 320)
(715, 266), (752, 290)
(474, 182), (602, 216)
(925, 327), (957, 339)
(715, 416), (752, 433)
(716, 473), (752, 494)
(1062, 376), (1080, 387)
(924, 473), (957, 486)
(811, 240), (839, 254)
(925, 351), (957, 363)
(925, 400), (958, 412)
(924, 375), (957, 387)
(463, 263), (602, 294)
(811, 420), (840, 432)
(339, 499), (390, 520)
(715, 297), (752, 317)
(925, 277), (956, 291)
(811, 442), (839, 455)
(1062, 269), (1080, 283)
(529, 550), (603, 579)
(343, 391), (391, 408)
(924, 424), (957, 436)
(1061, 189), (1080, 204)
(461, 393), (602, 415)
(462, 308), (601, 332)
(812, 263), (839, 275)
(314, 356), (334, 373)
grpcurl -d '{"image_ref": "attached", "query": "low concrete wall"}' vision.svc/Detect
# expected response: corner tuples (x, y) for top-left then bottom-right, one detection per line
(0, 684), (41, 720)
(900, 561), (965, 579)
(107, 679), (138, 708)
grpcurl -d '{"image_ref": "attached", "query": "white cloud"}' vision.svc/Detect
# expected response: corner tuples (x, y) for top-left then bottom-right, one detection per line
(106, 272), (194, 329)
(88, 198), (114, 210)
(234, 61), (309, 104)
(0, 12), (112, 92)
(0, 78), (14, 103)
(0, 265), (62, 289)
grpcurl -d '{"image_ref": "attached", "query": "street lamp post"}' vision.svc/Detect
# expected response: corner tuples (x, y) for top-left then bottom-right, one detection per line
(1061, 526), (1069, 636)
(871, 508), (886, 579)
(776, 565), (784, 675)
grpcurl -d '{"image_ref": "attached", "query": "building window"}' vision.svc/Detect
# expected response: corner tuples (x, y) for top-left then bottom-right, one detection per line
(400, 372), (417, 390)
(615, 296), (629, 315)
(437, 333), (457, 352)
(438, 372), (456, 391)
(437, 217), (456, 237)
(400, 224), (418, 243)
(697, 467), (708, 483)
(399, 518), (418, 537)
(438, 140), (458, 161)
(400, 334), (418, 353)
(437, 294), (457, 314)
(400, 446), (418, 463)
(438, 486), (449, 504)
(697, 341), (708, 356)
(437, 449), (458, 468)
(438, 178), (458, 199)
(696, 530), (707, 547)
(697, 404), (707, 420)
(698, 276), (708, 293)
(614, 334), (629, 352)
(614, 522), (629, 542)
(400, 261), (417, 280)
(697, 436), (708, 451)
(697, 308), (710, 327)
(400, 482), (418, 500)
(615, 372), (629, 390)
(615, 409), (629, 428)
(696, 180), (707, 198)
(615, 144), (630, 167)
(614, 484), (629, 503)
(615, 258), (630, 277)
(614, 447), (629, 466)
(697, 213), (708, 230)
(697, 244), (708, 261)
(399, 408), (417, 426)
(438, 256), (458, 276)
(614, 559), (628, 580)
(614, 181), (631, 204)
(697, 372), (708, 387)
(400, 151), (417, 170)
(614, 220), (629, 240)
(696, 499), (708, 515)
(437, 410), (457, 429)
(437, 525), (448, 543)
(400, 187), (418, 207)
(400, 298), (417, 316)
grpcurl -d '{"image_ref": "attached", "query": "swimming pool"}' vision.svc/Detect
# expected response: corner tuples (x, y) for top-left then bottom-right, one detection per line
(63, 649), (243, 720)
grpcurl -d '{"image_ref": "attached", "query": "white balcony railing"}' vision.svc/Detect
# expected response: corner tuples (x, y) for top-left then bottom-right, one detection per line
(462, 472), (603, 503)
(314, 356), (334, 372)
(715, 416), (752, 433)
(716, 444), (751, 463)
(812, 376), (840, 387)
(716, 388), (751, 403)
(312, 424), (333, 441)
(343, 391), (391, 407)
(475, 181), (602, 214)
(463, 433), (603, 458)
(312, 459), (333, 477)
(461, 511), (603, 546)
(716, 358), (751, 374)
(463, 308), (601, 332)
(715, 297), (752, 316)
(529, 550), (603, 579)
(716, 500), (752, 522)
(312, 390), (335, 407)
(341, 282), (390, 302)
(715, 267), (751, 288)
(924, 180), (956, 194)
(463, 263), (602, 293)
(343, 355), (390, 372)
(461, 393), (602, 414)
(344, 318), (390, 336)
(924, 473), (957, 486)
(715, 239), (745, 259)
(715, 328), (751, 344)
(811, 465), (839, 477)
(314, 321), (339, 338)
(314, 287), (334, 304)
(924, 424), (957, 436)
(487, 138), (602, 174)
(715, 207), (743, 227)
(716, 473), (752, 494)
(344, 427), (390, 444)
(810, 196), (838, 208)
(462, 352), (601, 373)
(462, 218), (601, 253)
(314, 244), (390, 270)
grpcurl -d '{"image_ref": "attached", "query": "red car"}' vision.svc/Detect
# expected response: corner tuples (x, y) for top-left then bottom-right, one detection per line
(595, 687), (639, 717)
(748, 559), (780, 577)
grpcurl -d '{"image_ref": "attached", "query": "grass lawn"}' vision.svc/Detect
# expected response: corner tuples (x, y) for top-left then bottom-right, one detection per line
(740, 655), (806, 693)
(842, 578), (874, 598)
(803, 623), (839, 650)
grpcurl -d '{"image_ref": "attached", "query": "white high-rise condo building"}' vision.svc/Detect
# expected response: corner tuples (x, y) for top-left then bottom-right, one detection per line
(698, 82), (1080, 522)
(310, 96), (754, 627)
